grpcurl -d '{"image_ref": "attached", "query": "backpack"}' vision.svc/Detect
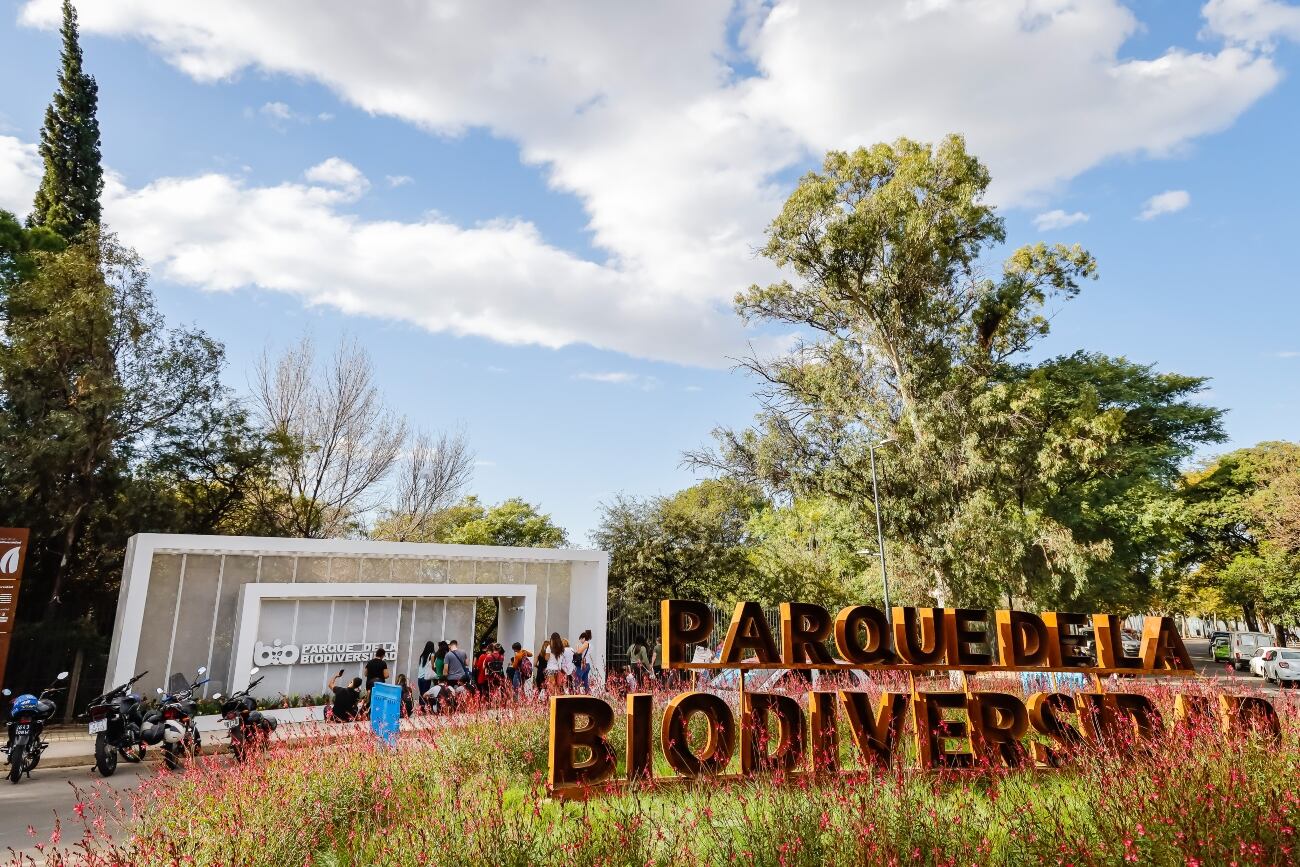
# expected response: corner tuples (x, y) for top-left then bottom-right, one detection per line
(486, 654), (504, 676)
(518, 655), (533, 678)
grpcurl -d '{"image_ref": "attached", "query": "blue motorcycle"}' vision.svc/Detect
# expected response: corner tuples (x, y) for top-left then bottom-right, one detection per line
(3, 671), (69, 784)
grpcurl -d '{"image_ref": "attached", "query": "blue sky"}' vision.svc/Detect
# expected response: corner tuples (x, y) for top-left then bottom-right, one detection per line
(1, 0), (1298, 541)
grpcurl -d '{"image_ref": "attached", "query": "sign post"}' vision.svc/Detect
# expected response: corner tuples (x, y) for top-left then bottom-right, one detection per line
(0, 527), (30, 688)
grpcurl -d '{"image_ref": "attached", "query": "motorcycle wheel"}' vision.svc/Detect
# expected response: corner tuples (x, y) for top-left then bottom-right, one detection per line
(120, 742), (146, 763)
(162, 743), (181, 772)
(7, 745), (26, 783)
(95, 733), (119, 777)
(229, 729), (245, 762)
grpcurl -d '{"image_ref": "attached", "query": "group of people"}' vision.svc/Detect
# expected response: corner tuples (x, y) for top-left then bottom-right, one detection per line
(324, 629), (597, 722)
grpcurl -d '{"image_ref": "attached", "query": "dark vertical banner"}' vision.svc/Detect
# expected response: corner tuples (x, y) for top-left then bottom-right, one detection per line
(0, 527), (30, 687)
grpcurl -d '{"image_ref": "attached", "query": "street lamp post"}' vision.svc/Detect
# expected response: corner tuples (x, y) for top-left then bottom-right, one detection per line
(862, 438), (894, 622)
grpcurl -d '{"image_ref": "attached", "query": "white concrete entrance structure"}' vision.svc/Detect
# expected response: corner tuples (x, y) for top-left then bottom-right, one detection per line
(106, 534), (608, 700)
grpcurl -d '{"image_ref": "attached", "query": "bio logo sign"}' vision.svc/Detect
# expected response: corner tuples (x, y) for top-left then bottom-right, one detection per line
(253, 639), (301, 666)
(0, 545), (20, 574)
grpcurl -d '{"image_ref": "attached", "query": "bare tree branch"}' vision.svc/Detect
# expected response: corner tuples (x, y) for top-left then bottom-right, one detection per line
(253, 334), (407, 537)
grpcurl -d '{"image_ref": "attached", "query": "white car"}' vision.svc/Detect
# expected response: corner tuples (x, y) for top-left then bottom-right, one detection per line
(1265, 649), (1300, 686)
(1249, 647), (1282, 678)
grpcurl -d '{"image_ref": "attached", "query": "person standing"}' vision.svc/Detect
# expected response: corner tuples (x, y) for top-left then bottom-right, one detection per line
(544, 632), (576, 693)
(507, 641), (531, 693)
(364, 647), (390, 692)
(433, 641), (449, 683)
(485, 644), (507, 696)
(473, 641), (492, 692)
(444, 639), (473, 691)
(628, 634), (652, 688)
(573, 629), (592, 692)
(534, 642), (551, 695)
(417, 641), (436, 710)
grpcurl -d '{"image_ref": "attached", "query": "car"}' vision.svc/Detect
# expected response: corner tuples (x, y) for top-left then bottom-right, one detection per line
(1215, 631), (1274, 671)
(1209, 632), (1229, 658)
(1078, 627), (1141, 664)
(1265, 649), (1300, 686)
(1249, 647), (1282, 678)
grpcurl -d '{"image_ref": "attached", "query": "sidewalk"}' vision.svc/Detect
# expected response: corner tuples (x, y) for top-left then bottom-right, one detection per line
(32, 705), (356, 769)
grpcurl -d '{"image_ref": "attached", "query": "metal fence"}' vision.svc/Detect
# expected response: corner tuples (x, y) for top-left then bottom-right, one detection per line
(603, 604), (781, 672)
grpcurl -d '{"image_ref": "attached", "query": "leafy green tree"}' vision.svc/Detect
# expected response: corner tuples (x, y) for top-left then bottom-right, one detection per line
(689, 136), (1223, 610)
(1177, 442), (1300, 638)
(0, 210), (64, 284)
(373, 495), (567, 548)
(592, 480), (763, 620)
(0, 230), (259, 624)
(29, 0), (103, 240)
(746, 496), (880, 610)
(374, 495), (568, 644)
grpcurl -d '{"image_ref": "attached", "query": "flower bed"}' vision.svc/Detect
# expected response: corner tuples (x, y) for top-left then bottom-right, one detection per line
(10, 682), (1299, 866)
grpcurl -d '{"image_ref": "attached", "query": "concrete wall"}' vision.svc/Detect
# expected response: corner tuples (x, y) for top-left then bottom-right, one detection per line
(106, 534), (609, 700)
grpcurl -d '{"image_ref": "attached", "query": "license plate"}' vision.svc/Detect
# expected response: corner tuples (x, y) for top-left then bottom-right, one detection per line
(223, 719), (237, 728)
(14, 724), (29, 736)
(89, 719), (108, 734)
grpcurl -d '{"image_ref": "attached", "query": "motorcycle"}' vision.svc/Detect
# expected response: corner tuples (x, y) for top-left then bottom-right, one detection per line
(153, 667), (209, 772)
(217, 667), (278, 762)
(81, 670), (150, 776)
(2, 671), (69, 784)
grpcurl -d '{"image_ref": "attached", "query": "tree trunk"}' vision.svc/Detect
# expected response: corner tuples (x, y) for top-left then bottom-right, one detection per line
(1242, 602), (1259, 633)
(476, 598), (500, 649)
(1275, 623), (1289, 647)
(44, 501), (87, 622)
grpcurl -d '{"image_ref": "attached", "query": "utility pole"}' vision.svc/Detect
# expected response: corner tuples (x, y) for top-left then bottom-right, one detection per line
(865, 439), (894, 622)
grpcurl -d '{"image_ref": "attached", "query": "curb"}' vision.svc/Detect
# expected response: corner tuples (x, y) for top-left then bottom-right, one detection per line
(32, 742), (229, 771)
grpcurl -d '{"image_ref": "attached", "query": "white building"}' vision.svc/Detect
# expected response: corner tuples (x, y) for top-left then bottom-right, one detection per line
(105, 534), (608, 699)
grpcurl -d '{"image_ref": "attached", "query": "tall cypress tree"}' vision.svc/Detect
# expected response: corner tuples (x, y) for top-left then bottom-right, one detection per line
(29, 0), (103, 239)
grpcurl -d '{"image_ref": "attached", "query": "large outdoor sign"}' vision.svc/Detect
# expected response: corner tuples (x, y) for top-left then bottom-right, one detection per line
(0, 527), (30, 687)
(253, 639), (397, 667)
(547, 600), (1280, 796)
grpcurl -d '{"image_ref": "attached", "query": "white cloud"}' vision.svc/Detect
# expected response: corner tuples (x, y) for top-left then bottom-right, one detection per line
(1033, 209), (1090, 231)
(92, 163), (742, 366)
(1276, 350), (1300, 358)
(11, 1), (1290, 365)
(385, 174), (413, 188)
(259, 100), (293, 121)
(0, 135), (40, 216)
(303, 157), (370, 198)
(574, 371), (660, 389)
(1203, 0), (1300, 49)
(1139, 189), (1192, 220)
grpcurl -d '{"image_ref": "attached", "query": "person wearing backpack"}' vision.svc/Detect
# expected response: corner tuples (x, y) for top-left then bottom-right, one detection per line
(444, 639), (473, 693)
(485, 644), (507, 696)
(507, 641), (531, 694)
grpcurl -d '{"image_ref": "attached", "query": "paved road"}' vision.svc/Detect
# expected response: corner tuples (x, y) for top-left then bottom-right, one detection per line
(1183, 637), (1291, 696)
(0, 762), (151, 859)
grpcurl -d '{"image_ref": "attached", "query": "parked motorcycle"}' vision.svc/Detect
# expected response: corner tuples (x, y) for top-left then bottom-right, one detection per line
(153, 667), (209, 772)
(81, 670), (151, 776)
(217, 667), (278, 761)
(2, 671), (69, 784)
